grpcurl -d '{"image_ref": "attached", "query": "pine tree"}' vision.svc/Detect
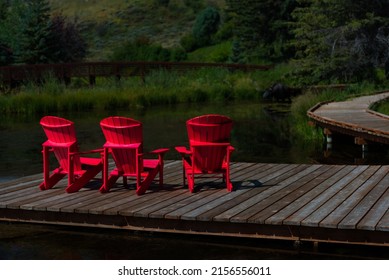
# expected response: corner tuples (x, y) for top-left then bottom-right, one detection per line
(192, 6), (221, 47)
(291, 0), (389, 83)
(226, 0), (299, 61)
(17, 0), (53, 64)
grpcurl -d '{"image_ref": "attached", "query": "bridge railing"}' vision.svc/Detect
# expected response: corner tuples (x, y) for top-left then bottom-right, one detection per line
(0, 61), (273, 87)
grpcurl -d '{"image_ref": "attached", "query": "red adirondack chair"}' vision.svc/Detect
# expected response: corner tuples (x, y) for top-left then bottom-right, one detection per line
(175, 114), (234, 192)
(100, 116), (169, 195)
(39, 116), (103, 193)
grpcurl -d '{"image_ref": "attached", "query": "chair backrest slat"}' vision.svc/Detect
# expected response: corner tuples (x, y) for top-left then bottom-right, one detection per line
(40, 116), (81, 172)
(187, 114), (232, 143)
(100, 116), (143, 174)
(186, 114), (232, 172)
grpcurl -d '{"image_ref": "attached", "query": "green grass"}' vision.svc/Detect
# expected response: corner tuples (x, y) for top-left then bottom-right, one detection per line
(0, 68), (278, 116)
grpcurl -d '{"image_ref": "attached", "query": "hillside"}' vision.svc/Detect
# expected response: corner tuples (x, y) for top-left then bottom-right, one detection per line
(48, 0), (226, 61)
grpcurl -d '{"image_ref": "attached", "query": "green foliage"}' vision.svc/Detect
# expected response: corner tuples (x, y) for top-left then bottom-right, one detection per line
(48, 14), (87, 62)
(0, 0), (87, 64)
(192, 6), (221, 47)
(180, 34), (198, 52)
(17, 0), (53, 64)
(0, 67), (275, 116)
(0, 43), (13, 66)
(291, 0), (389, 84)
(226, 0), (298, 62)
(110, 37), (186, 62)
(187, 41), (232, 62)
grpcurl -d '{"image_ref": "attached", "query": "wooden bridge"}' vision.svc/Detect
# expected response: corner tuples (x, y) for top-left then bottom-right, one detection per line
(0, 160), (388, 247)
(0, 61), (271, 88)
(308, 92), (389, 147)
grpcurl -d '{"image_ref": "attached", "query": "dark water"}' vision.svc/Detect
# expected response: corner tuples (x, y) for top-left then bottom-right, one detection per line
(1, 101), (388, 182)
(1, 222), (388, 260)
(1, 101), (388, 260)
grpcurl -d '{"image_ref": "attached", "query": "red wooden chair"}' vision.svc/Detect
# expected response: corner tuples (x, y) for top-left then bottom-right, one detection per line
(175, 114), (234, 192)
(39, 116), (103, 193)
(100, 116), (169, 195)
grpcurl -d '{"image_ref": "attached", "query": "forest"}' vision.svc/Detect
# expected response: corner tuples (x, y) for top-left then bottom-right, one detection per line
(0, 0), (389, 86)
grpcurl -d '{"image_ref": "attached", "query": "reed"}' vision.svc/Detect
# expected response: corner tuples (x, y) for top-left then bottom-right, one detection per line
(0, 67), (281, 116)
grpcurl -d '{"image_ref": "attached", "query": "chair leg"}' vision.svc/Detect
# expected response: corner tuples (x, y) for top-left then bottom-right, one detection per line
(187, 173), (195, 193)
(39, 170), (66, 190)
(100, 174), (120, 193)
(225, 170), (233, 192)
(136, 167), (159, 195)
(66, 163), (102, 193)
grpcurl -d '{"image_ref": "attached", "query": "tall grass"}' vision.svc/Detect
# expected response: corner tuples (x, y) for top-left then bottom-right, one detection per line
(0, 67), (282, 116)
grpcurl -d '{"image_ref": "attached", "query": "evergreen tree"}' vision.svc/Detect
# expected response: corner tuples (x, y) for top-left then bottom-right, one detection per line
(0, 43), (13, 66)
(226, 0), (262, 61)
(229, 40), (245, 63)
(16, 0), (53, 64)
(0, 0), (24, 57)
(192, 6), (221, 47)
(291, 0), (389, 83)
(226, 0), (299, 61)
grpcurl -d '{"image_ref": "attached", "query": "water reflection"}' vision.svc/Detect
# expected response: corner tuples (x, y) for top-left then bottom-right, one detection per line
(1, 101), (388, 182)
(0, 103), (318, 181)
(1, 223), (387, 260)
(1, 102), (389, 260)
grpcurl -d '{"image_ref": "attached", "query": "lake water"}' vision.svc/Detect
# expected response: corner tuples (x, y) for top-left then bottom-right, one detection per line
(1, 101), (388, 260)
(1, 101), (388, 182)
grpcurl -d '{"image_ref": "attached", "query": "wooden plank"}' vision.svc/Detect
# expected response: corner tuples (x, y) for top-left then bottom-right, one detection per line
(90, 167), (185, 215)
(233, 165), (329, 224)
(115, 187), (189, 216)
(194, 163), (288, 222)
(328, 166), (389, 229)
(376, 209), (389, 232)
(283, 165), (352, 226)
(147, 162), (259, 220)
(318, 165), (382, 228)
(356, 173), (389, 231)
(123, 161), (238, 218)
(214, 164), (323, 223)
(253, 165), (336, 225)
(163, 189), (227, 220)
(300, 165), (370, 227)
(46, 189), (102, 213)
(0, 174), (42, 193)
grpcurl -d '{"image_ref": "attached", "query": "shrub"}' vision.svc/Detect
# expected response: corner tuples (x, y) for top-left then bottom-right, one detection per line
(192, 7), (220, 47)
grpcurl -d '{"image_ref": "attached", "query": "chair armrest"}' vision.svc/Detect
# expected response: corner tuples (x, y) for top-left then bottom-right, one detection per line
(190, 141), (231, 147)
(42, 140), (75, 148)
(103, 142), (141, 149)
(149, 148), (170, 156)
(70, 148), (104, 156)
(175, 146), (191, 156)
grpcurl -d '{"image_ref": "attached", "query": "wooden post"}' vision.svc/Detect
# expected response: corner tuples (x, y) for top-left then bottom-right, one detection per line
(355, 137), (368, 156)
(89, 75), (96, 86)
(323, 128), (332, 150)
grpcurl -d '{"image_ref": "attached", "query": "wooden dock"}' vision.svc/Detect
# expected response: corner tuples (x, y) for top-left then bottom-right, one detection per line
(308, 92), (389, 145)
(0, 160), (388, 247)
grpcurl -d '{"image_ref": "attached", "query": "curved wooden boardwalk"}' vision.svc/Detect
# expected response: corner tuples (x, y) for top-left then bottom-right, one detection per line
(308, 92), (389, 144)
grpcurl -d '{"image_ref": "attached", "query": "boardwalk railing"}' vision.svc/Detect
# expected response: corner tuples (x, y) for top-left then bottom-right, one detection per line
(0, 61), (273, 87)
